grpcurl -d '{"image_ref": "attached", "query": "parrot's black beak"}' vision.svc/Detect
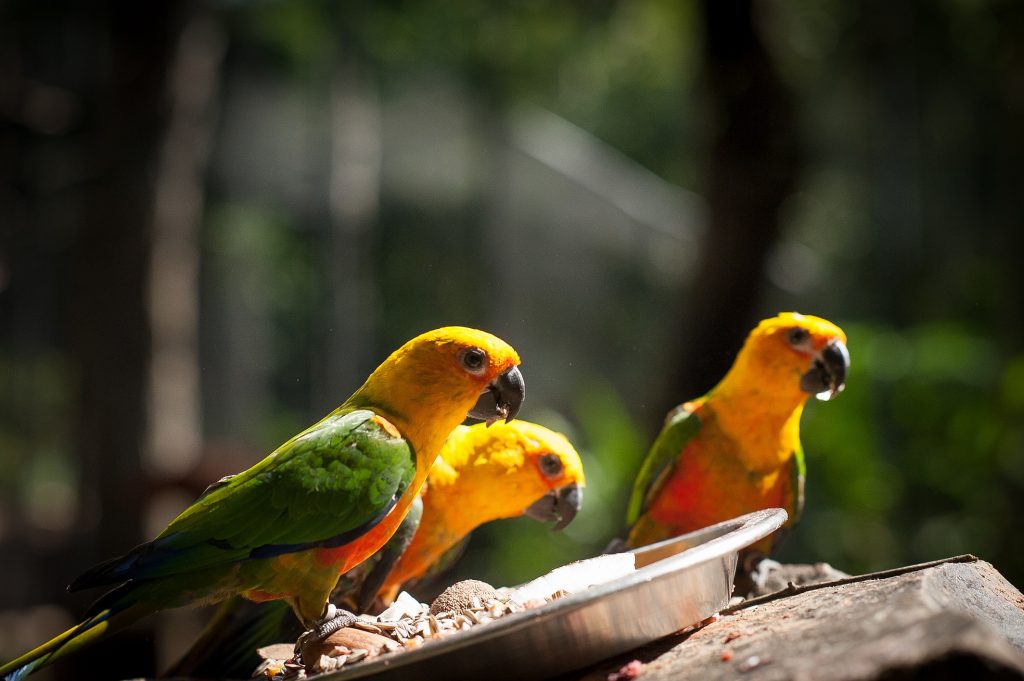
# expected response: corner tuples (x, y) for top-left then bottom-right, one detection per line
(800, 339), (850, 401)
(468, 365), (525, 425)
(524, 483), (582, 531)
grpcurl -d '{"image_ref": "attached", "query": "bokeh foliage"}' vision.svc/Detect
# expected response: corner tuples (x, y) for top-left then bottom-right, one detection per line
(1, 4), (1023, 675)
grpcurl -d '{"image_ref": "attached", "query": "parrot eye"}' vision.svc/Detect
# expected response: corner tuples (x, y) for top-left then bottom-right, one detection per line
(787, 327), (810, 347)
(459, 347), (488, 375)
(538, 453), (563, 479)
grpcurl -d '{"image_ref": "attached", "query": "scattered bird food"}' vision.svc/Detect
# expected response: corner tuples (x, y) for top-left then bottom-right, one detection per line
(255, 554), (636, 678)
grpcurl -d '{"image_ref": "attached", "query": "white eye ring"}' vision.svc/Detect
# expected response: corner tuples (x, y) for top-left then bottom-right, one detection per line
(459, 347), (488, 375)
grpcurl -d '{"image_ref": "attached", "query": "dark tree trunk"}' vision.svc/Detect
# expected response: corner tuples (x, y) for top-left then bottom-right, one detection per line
(0, 1), (193, 678)
(665, 0), (801, 408)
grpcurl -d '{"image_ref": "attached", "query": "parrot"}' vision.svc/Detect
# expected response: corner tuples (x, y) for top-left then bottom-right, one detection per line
(167, 419), (585, 679)
(0, 327), (525, 681)
(624, 312), (849, 565)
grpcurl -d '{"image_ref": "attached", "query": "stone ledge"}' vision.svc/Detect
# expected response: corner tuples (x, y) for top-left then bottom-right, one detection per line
(575, 556), (1024, 681)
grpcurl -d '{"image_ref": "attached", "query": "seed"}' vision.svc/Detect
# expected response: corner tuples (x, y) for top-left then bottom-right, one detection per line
(348, 648), (369, 664)
(352, 620), (383, 634)
(470, 596), (482, 609)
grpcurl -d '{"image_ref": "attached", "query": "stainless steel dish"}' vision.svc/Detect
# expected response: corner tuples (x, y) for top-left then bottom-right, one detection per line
(322, 508), (788, 681)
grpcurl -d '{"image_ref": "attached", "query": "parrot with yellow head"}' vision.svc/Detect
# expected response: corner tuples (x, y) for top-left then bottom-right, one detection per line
(625, 313), (849, 563)
(1, 327), (524, 680)
(169, 420), (585, 679)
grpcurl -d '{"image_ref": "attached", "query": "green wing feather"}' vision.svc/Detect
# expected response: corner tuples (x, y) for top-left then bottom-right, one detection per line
(169, 497), (426, 679)
(626, 405), (702, 526)
(71, 409), (415, 590)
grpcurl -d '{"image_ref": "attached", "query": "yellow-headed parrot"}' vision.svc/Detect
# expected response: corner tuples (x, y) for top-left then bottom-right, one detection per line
(1, 327), (524, 680)
(625, 313), (849, 561)
(168, 419), (585, 679)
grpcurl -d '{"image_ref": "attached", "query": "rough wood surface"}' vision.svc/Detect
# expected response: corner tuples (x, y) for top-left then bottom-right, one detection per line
(737, 560), (851, 598)
(575, 557), (1024, 681)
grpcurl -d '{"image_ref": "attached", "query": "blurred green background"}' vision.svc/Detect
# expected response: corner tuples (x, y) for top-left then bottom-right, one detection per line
(2, 0), (1023, 678)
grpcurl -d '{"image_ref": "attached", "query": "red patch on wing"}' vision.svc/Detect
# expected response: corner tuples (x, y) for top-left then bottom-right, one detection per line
(314, 502), (407, 571)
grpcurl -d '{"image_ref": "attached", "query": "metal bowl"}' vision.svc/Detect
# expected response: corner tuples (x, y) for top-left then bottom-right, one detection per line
(322, 508), (788, 681)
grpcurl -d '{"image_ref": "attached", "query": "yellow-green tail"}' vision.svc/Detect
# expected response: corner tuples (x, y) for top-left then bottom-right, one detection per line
(0, 593), (149, 681)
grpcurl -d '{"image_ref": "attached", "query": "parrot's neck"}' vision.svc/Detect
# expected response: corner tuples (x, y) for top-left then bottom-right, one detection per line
(421, 472), (497, 540)
(709, 370), (807, 474)
(345, 372), (483, 478)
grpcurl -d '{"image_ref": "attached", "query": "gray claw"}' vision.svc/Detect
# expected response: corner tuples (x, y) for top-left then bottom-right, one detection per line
(312, 609), (357, 641)
(294, 604), (358, 655)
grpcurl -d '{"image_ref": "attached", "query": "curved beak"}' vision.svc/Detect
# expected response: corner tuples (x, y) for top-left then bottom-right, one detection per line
(523, 483), (582, 531)
(468, 365), (525, 425)
(800, 339), (850, 401)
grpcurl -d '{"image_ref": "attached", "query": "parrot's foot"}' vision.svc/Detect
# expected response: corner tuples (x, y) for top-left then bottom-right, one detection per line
(747, 557), (783, 592)
(295, 603), (359, 652)
(732, 552), (782, 597)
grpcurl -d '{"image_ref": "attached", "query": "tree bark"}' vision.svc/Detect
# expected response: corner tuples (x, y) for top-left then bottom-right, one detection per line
(665, 0), (800, 408)
(66, 1), (193, 678)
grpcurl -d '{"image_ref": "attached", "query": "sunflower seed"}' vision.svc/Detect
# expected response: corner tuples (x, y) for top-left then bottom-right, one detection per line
(352, 620), (383, 634)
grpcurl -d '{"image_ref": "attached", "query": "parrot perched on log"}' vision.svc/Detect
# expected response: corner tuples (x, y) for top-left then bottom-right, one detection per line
(625, 313), (849, 561)
(168, 419), (585, 679)
(1, 327), (524, 681)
